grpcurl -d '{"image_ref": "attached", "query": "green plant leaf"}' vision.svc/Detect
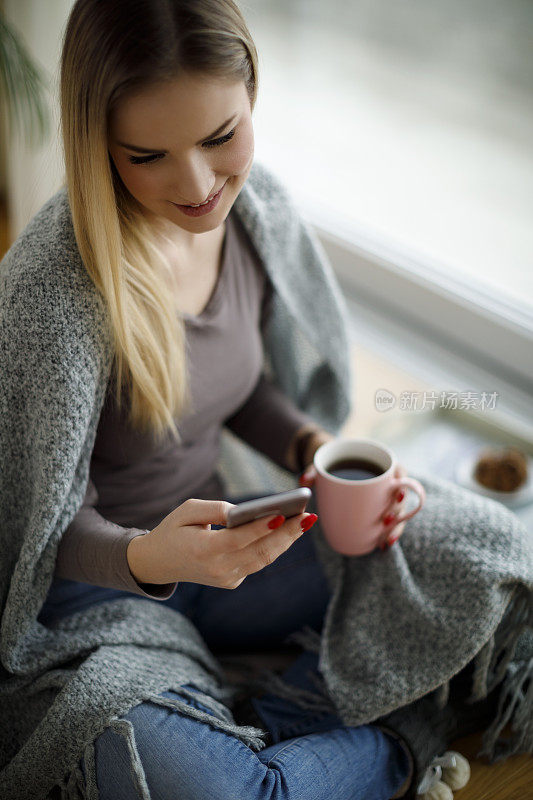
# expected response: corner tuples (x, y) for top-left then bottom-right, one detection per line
(0, 11), (51, 148)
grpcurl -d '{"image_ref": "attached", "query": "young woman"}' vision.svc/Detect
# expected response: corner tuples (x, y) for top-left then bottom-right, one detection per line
(6, 1), (518, 799)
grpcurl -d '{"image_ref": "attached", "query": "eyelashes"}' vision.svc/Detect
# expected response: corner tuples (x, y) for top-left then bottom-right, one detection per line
(128, 128), (236, 165)
(203, 128), (236, 149)
(128, 153), (164, 165)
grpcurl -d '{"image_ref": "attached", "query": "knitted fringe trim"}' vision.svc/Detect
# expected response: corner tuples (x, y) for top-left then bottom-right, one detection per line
(434, 680), (450, 710)
(282, 625), (337, 712)
(212, 626), (336, 719)
(470, 586), (533, 762)
(477, 657), (533, 763)
(470, 587), (531, 702)
(53, 759), (86, 800)
(229, 599), (533, 767)
(243, 668), (336, 715)
(284, 625), (322, 655)
(224, 625), (339, 716)
(54, 683), (269, 800)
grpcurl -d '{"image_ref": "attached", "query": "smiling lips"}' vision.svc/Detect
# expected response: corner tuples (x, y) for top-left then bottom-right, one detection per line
(187, 191), (218, 208)
(172, 182), (227, 216)
(177, 181), (227, 208)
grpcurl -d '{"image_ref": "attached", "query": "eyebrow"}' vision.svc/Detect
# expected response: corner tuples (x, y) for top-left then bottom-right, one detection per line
(117, 113), (238, 153)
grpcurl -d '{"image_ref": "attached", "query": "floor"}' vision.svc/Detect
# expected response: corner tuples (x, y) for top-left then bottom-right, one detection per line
(449, 730), (532, 800)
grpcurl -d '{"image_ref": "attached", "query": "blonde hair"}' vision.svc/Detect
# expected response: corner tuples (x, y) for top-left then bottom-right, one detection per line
(60, 0), (258, 445)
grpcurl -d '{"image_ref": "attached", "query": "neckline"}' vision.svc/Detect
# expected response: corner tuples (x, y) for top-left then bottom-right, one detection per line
(179, 215), (232, 325)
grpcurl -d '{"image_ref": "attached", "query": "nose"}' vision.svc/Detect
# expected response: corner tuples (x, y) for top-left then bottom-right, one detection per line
(172, 154), (216, 206)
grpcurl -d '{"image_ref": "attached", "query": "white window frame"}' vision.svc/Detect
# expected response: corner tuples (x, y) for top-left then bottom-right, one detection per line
(302, 210), (533, 432)
(308, 213), (533, 390)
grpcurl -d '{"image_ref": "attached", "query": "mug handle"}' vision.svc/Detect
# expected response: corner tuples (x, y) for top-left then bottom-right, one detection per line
(387, 477), (426, 525)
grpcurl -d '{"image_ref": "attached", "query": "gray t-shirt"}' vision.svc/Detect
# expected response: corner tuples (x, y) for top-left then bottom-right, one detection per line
(53, 208), (315, 599)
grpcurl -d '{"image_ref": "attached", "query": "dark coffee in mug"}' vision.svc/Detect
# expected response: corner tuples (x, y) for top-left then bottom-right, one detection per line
(314, 438), (426, 555)
(326, 457), (385, 481)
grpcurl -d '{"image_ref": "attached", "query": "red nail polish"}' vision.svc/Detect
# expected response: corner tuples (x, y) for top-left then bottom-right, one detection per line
(268, 515), (285, 529)
(388, 534), (400, 546)
(397, 490), (405, 503)
(301, 513), (318, 532)
(383, 513), (396, 526)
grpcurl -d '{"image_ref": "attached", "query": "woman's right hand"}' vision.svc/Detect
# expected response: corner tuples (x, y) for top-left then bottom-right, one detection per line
(127, 498), (318, 589)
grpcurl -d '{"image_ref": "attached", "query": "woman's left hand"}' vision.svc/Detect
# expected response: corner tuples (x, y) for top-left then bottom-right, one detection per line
(378, 463), (408, 550)
(299, 436), (408, 551)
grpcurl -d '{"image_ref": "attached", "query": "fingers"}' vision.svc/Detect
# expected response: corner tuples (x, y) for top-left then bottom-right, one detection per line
(382, 487), (406, 526)
(176, 498), (236, 527)
(299, 464), (317, 488)
(203, 510), (319, 589)
(236, 512), (319, 577)
(380, 520), (406, 550)
(222, 509), (317, 553)
(380, 468), (408, 550)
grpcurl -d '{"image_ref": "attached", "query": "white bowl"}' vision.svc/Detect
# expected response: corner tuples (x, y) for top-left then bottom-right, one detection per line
(455, 452), (533, 509)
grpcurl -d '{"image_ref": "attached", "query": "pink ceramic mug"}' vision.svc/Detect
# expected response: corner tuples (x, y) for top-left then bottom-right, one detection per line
(313, 438), (426, 556)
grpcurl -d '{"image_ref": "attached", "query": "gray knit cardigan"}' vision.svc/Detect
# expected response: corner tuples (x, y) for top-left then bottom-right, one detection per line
(1, 161), (532, 800)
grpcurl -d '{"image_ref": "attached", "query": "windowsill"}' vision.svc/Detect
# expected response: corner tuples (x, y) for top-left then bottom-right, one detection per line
(341, 336), (533, 534)
(339, 289), (533, 443)
(311, 219), (533, 391)
(340, 341), (430, 441)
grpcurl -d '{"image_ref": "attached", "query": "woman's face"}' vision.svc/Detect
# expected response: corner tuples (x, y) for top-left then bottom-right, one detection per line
(107, 73), (254, 238)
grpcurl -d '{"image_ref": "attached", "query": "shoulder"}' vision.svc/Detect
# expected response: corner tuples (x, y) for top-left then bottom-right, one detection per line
(235, 160), (305, 229)
(245, 160), (294, 201)
(238, 160), (297, 216)
(0, 187), (112, 360)
(233, 160), (309, 252)
(1, 186), (93, 296)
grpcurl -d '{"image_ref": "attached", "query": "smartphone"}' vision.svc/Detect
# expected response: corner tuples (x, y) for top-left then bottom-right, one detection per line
(225, 487), (312, 528)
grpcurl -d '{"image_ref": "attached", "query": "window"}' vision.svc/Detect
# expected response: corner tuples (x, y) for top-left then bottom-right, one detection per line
(247, 0), (533, 397)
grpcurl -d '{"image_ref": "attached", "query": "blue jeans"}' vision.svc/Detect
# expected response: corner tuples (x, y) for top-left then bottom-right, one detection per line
(39, 493), (410, 799)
